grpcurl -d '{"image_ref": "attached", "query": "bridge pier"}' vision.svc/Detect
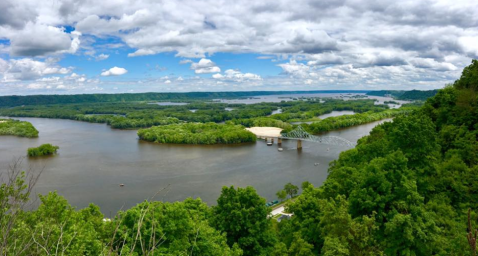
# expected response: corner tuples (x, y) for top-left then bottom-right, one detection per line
(271, 138), (274, 144)
(297, 139), (302, 150)
(278, 138), (282, 146)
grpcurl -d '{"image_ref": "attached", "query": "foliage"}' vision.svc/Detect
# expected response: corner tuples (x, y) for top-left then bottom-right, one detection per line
(454, 59), (478, 91)
(0, 119), (38, 138)
(112, 198), (242, 255)
(301, 109), (410, 134)
(230, 117), (292, 129)
(276, 60), (478, 255)
(283, 183), (299, 199)
(398, 89), (439, 100)
(211, 186), (275, 255)
(276, 190), (287, 201)
(366, 89), (438, 101)
(138, 123), (257, 144)
(0, 97), (406, 131)
(27, 144), (59, 157)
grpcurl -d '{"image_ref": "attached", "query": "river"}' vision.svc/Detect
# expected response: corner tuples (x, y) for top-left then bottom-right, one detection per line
(0, 117), (392, 215)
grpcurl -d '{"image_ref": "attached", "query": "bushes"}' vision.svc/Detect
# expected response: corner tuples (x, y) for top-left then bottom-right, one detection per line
(138, 123), (257, 144)
(27, 144), (59, 157)
(0, 119), (38, 138)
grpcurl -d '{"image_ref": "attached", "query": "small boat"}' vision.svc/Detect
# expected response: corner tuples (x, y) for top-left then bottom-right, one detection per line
(267, 142), (273, 146)
(278, 148), (283, 152)
(119, 184), (125, 187)
(314, 163), (319, 166)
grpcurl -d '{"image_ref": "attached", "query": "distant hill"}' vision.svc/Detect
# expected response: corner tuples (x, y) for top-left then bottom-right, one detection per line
(0, 90), (370, 107)
(366, 90), (438, 100)
(397, 90), (439, 100)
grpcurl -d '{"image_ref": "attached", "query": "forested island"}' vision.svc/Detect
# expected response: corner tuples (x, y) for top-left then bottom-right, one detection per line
(0, 96), (416, 135)
(366, 89), (439, 100)
(0, 119), (38, 138)
(1, 60), (477, 255)
(138, 123), (257, 144)
(27, 144), (59, 157)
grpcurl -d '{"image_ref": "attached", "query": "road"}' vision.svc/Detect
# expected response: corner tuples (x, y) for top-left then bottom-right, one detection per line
(271, 206), (285, 216)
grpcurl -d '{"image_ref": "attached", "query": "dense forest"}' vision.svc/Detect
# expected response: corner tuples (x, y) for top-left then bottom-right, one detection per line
(366, 89), (439, 100)
(138, 123), (257, 144)
(302, 108), (411, 134)
(0, 90), (370, 107)
(0, 119), (38, 138)
(0, 98), (403, 132)
(27, 144), (59, 157)
(1, 60), (477, 255)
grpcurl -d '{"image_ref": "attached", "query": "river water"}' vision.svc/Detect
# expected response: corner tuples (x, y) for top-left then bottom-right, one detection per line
(0, 117), (392, 215)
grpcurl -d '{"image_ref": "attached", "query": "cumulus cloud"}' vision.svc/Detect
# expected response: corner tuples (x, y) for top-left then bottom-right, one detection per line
(0, 0), (36, 29)
(278, 60), (311, 78)
(307, 53), (344, 66)
(0, 58), (71, 82)
(7, 23), (81, 57)
(190, 58), (220, 74)
(213, 69), (262, 81)
(101, 67), (128, 76)
(1, 0), (478, 93)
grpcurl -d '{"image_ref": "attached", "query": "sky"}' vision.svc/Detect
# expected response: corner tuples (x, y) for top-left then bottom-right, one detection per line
(0, 0), (477, 95)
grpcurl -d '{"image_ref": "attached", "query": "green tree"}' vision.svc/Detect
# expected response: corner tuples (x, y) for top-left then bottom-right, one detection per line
(211, 186), (275, 255)
(288, 232), (314, 256)
(284, 182), (299, 199)
(113, 198), (240, 255)
(27, 143), (59, 157)
(276, 190), (287, 201)
(301, 181), (312, 190)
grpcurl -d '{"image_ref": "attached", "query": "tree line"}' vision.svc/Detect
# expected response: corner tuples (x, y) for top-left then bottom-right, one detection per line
(138, 123), (257, 145)
(0, 90), (371, 107)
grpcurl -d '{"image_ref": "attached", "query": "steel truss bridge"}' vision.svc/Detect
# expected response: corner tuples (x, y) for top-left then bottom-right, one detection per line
(280, 126), (356, 148)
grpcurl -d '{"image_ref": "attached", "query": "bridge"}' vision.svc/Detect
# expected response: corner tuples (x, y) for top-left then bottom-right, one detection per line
(246, 126), (356, 150)
(281, 126), (356, 149)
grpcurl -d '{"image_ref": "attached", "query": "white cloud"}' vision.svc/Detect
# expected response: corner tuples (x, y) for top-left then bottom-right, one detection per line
(213, 69), (262, 81)
(0, 0), (477, 94)
(410, 58), (457, 71)
(190, 58), (220, 74)
(164, 80), (171, 84)
(101, 66), (128, 76)
(0, 58), (71, 82)
(96, 53), (109, 61)
(458, 36), (478, 58)
(7, 22), (81, 57)
(179, 59), (192, 64)
(278, 60), (310, 78)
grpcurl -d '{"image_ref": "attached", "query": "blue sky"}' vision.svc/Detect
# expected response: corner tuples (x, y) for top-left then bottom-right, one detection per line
(0, 0), (477, 95)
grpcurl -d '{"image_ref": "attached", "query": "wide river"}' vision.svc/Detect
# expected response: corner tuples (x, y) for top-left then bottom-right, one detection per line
(0, 117), (391, 215)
